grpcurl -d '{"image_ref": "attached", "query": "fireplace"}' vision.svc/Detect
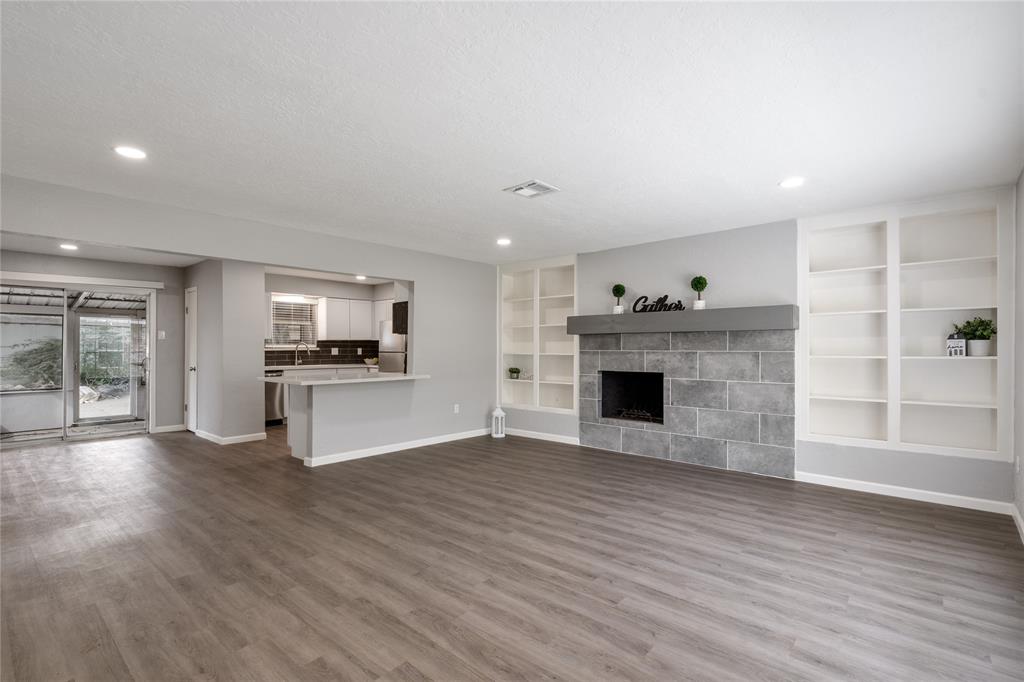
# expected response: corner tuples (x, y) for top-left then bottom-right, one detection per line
(601, 371), (664, 424)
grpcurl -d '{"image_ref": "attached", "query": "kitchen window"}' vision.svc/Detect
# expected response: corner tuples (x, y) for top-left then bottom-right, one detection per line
(270, 298), (318, 346)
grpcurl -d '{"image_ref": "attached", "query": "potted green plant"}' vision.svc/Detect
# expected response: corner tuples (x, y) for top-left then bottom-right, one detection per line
(508, 367), (521, 380)
(953, 317), (996, 357)
(611, 283), (626, 314)
(690, 275), (708, 310)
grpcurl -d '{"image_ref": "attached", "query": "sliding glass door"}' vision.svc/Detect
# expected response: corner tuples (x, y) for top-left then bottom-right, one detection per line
(0, 287), (67, 441)
(1, 284), (152, 442)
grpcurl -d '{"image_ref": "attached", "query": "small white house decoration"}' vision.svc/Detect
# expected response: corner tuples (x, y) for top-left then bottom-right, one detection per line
(491, 406), (506, 438)
(946, 333), (966, 357)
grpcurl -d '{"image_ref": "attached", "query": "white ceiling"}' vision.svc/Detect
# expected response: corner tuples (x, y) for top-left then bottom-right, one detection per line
(0, 232), (205, 268)
(2, 3), (1022, 264)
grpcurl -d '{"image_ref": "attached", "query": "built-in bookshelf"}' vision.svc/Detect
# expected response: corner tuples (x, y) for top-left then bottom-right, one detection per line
(798, 190), (1013, 460)
(499, 258), (577, 413)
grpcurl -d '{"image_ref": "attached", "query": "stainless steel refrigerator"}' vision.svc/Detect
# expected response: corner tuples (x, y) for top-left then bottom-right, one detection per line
(378, 320), (406, 373)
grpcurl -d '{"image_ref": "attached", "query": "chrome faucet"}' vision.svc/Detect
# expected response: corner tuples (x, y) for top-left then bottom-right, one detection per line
(294, 341), (311, 365)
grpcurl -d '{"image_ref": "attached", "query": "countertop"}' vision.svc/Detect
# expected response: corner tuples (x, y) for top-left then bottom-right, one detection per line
(264, 363), (378, 371)
(259, 371), (429, 386)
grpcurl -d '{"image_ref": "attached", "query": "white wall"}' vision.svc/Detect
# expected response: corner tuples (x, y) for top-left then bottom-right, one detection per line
(0, 249), (185, 428)
(2, 176), (497, 449)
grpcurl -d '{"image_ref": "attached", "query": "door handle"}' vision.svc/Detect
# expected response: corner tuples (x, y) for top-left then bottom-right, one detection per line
(189, 366), (197, 372)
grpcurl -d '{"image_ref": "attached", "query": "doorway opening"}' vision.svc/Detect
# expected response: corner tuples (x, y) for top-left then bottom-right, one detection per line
(0, 284), (153, 442)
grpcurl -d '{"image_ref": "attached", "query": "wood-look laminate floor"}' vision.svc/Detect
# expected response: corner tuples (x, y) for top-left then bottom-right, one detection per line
(2, 428), (1022, 681)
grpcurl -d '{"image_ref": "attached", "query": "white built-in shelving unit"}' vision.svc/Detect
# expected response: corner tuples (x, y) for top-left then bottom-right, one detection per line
(499, 257), (578, 414)
(797, 189), (1014, 461)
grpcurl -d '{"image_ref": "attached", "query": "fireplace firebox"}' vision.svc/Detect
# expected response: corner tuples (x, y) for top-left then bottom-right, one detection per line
(601, 371), (664, 424)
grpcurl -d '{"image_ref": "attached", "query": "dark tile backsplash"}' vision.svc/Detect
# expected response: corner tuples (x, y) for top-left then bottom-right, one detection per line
(265, 340), (379, 367)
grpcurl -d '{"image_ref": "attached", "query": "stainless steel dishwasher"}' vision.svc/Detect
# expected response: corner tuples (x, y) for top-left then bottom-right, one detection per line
(265, 370), (285, 424)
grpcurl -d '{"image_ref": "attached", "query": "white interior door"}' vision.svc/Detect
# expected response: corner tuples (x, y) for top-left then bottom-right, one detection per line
(185, 287), (198, 432)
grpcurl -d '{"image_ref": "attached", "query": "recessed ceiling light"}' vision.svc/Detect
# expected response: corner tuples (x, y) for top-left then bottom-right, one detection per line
(355, 275), (367, 281)
(778, 176), (805, 189)
(496, 238), (512, 247)
(114, 145), (147, 160)
(59, 243), (79, 251)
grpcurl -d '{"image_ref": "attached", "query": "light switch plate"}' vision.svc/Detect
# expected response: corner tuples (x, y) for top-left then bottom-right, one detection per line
(158, 330), (166, 340)
(331, 348), (339, 355)
(357, 348), (362, 355)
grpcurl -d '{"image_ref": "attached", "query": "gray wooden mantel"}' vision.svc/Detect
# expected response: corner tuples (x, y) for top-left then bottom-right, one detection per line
(567, 304), (799, 335)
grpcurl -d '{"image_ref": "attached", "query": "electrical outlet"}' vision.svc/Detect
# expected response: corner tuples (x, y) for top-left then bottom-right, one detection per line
(453, 403), (460, 414)
(331, 348), (339, 356)
(357, 347), (362, 355)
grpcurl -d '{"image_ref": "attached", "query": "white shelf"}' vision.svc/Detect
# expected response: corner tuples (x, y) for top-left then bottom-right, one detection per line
(901, 305), (996, 313)
(801, 194), (1009, 458)
(808, 264), (886, 277)
(900, 399), (995, 409)
(808, 309), (886, 317)
(810, 395), (887, 403)
(900, 355), (997, 360)
(900, 255), (996, 269)
(500, 260), (577, 414)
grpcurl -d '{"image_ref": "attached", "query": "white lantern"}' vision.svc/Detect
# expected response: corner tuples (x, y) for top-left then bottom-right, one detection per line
(491, 407), (506, 438)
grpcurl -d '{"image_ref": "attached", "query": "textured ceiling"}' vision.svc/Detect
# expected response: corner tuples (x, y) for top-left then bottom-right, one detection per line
(0, 232), (204, 267)
(2, 2), (1022, 264)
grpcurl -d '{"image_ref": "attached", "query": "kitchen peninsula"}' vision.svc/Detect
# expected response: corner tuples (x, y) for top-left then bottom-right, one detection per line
(260, 370), (430, 466)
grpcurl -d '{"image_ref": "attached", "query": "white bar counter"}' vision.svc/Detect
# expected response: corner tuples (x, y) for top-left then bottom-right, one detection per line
(261, 371), (430, 386)
(258, 370), (430, 465)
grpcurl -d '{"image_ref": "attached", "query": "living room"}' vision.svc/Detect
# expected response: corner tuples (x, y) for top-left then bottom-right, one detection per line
(1, 3), (1022, 680)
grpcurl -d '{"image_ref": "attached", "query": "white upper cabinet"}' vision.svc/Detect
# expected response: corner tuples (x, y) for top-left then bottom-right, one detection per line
(325, 298), (351, 340)
(372, 299), (394, 340)
(349, 300), (373, 339)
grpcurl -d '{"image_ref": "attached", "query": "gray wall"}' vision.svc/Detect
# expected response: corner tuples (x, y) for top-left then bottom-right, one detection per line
(578, 220), (798, 315)
(0, 249), (185, 428)
(222, 260), (266, 438)
(265, 274), (377, 300)
(2, 176), (497, 449)
(184, 259), (224, 435)
(1016, 168), (1023, 519)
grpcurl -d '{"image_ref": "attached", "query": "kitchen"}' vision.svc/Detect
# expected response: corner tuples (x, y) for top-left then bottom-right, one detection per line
(262, 266), (413, 424)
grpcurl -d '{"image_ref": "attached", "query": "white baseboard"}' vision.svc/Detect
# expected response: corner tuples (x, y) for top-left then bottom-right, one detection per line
(505, 428), (580, 446)
(150, 424), (187, 434)
(1012, 505), (1024, 547)
(195, 430), (267, 446)
(307, 428), (490, 467)
(795, 471), (1016, 516)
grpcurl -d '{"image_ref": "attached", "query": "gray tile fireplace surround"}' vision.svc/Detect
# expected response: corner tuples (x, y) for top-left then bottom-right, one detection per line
(579, 330), (795, 478)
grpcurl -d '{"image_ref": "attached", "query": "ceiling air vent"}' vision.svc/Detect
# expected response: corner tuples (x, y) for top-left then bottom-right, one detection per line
(503, 180), (560, 198)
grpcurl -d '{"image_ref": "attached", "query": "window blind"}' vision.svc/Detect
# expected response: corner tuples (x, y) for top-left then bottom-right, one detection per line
(271, 301), (317, 345)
